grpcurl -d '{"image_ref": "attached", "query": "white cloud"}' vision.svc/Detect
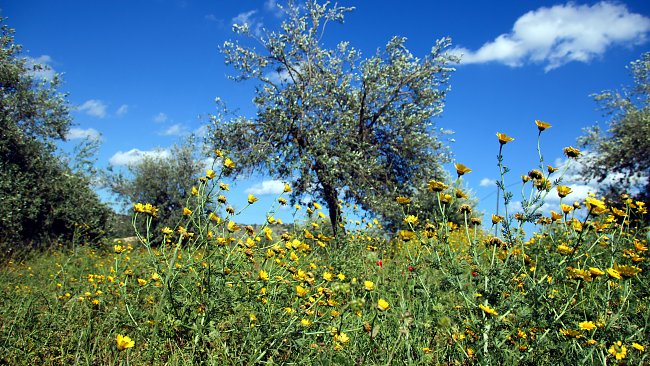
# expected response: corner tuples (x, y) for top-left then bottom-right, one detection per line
(246, 180), (285, 195)
(264, 0), (283, 17)
(78, 99), (108, 118)
(109, 148), (171, 166)
(546, 152), (648, 203)
(116, 104), (129, 116)
(232, 9), (257, 26)
(264, 0), (276, 11)
(480, 178), (497, 187)
(66, 127), (101, 141)
(161, 123), (187, 136)
(153, 112), (168, 123)
(232, 9), (263, 36)
(194, 124), (209, 137)
(455, 2), (650, 71)
(25, 55), (56, 80)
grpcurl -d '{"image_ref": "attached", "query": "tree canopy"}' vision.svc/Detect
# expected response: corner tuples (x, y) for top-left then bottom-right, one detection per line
(578, 52), (650, 208)
(106, 137), (204, 242)
(0, 19), (110, 251)
(209, 0), (457, 234)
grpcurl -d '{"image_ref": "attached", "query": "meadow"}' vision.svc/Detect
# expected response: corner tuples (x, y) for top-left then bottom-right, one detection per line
(1, 124), (647, 365)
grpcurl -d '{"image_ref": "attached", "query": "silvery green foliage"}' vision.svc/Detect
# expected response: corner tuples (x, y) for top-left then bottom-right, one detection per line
(578, 52), (650, 208)
(0, 20), (110, 249)
(210, 0), (458, 232)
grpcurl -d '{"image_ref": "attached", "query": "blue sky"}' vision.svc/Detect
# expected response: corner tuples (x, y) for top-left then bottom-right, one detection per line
(4, 0), (650, 225)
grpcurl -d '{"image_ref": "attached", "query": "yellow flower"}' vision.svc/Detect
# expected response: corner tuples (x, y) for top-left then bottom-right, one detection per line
(296, 285), (308, 297)
(608, 341), (627, 360)
(556, 185), (572, 198)
(300, 318), (312, 327)
(247, 194), (258, 204)
(116, 334), (135, 351)
(206, 169), (216, 179)
(479, 304), (498, 316)
(561, 204), (573, 214)
(395, 196), (411, 204)
(585, 197), (607, 215)
(226, 221), (240, 232)
(535, 120), (552, 131)
(363, 280), (374, 291)
(335, 332), (350, 344)
(632, 342), (644, 352)
(323, 272), (333, 281)
(607, 268), (621, 280)
(589, 267), (605, 276)
(613, 264), (642, 277)
(547, 165), (559, 173)
(191, 186), (199, 196)
(491, 214), (504, 225)
(377, 298), (390, 311)
(137, 278), (147, 287)
(563, 146), (581, 158)
(427, 180), (448, 192)
(208, 212), (221, 223)
(560, 328), (582, 338)
(579, 321), (596, 331)
(403, 215), (419, 226)
(496, 132), (514, 145)
(283, 183), (292, 193)
(223, 157), (235, 169)
(182, 207), (193, 216)
(455, 163), (472, 176)
(259, 270), (269, 281)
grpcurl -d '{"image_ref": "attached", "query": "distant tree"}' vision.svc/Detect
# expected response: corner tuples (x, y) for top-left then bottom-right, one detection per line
(209, 0), (457, 234)
(578, 52), (650, 207)
(0, 19), (110, 251)
(106, 137), (204, 241)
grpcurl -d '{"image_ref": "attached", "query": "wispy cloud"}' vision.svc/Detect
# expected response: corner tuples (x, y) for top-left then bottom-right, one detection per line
(25, 55), (56, 80)
(479, 178), (497, 187)
(232, 9), (263, 36)
(66, 127), (101, 141)
(246, 180), (285, 195)
(109, 148), (171, 166)
(264, 0), (283, 18)
(116, 104), (129, 117)
(153, 112), (168, 123)
(161, 123), (187, 136)
(78, 99), (108, 118)
(194, 124), (209, 137)
(454, 2), (650, 71)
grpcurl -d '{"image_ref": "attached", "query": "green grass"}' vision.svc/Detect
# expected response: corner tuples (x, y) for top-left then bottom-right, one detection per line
(1, 131), (648, 365)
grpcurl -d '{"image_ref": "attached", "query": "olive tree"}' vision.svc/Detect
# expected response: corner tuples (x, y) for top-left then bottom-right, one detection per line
(0, 20), (110, 251)
(106, 137), (204, 241)
(210, 1), (457, 234)
(578, 52), (650, 207)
